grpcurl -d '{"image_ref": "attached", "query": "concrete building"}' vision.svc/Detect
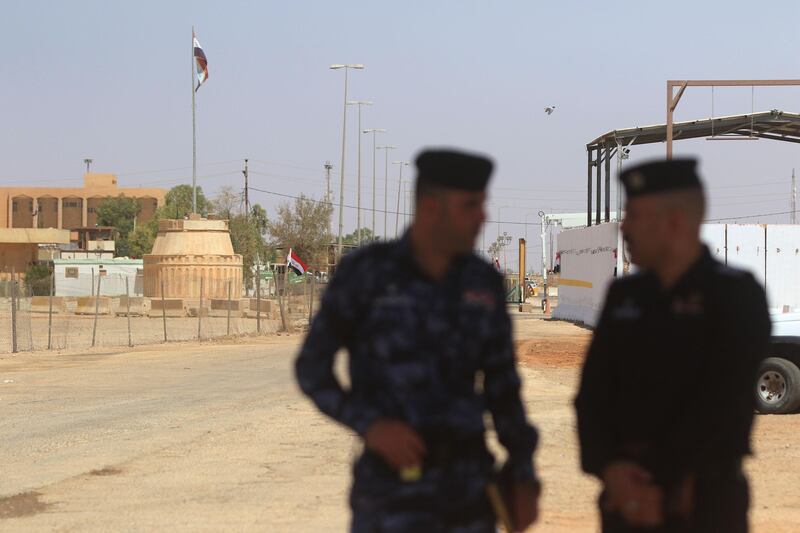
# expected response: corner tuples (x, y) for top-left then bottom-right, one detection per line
(0, 173), (165, 230)
(0, 228), (71, 277)
(53, 258), (143, 297)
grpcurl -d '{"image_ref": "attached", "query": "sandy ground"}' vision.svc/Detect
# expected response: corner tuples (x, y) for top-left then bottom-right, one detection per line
(0, 313), (798, 532)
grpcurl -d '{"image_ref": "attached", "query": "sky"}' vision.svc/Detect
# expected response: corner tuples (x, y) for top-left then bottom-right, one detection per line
(3, 1), (800, 267)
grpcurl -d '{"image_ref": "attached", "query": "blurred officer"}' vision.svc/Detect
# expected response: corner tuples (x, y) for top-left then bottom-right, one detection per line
(575, 159), (770, 532)
(296, 148), (540, 532)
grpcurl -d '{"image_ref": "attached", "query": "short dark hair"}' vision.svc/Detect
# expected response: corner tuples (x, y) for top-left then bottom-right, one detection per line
(414, 179), (445, 205)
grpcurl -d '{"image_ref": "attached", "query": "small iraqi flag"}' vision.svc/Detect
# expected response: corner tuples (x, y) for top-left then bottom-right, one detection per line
(193, 33), (209, 91)
(287, 248), (309, 275)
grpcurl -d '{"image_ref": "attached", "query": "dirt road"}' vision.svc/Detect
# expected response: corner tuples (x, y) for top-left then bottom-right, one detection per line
(1, 317), (798, 531)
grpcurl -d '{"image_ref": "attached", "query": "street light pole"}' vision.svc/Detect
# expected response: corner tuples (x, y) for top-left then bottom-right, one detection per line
(392, 161), (409, 237)
(330, 63), (364, 261)
(363, 128), (386, 242)
(377, 145), (397, 239)
(347, 100), (372, 246)
(539, 210), (549, 314)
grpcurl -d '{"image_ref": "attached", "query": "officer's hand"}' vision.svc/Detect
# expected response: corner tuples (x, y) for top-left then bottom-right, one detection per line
(363, 419), (427, 471)
(511, 480), (540, 531)
(602, 461), (663, 527)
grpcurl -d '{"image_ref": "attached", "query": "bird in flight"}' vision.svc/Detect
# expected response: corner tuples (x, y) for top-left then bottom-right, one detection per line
(544, 106), (556, 115)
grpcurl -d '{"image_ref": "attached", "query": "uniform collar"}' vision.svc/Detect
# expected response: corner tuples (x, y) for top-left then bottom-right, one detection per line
(644, 245), (714, 296)
(395, 230), (470, 283)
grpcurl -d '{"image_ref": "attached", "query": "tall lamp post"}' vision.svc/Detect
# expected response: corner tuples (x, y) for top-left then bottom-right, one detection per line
(330, 63), (364, 260)
(347, 100), (373, 246)
(392, 161), (409, 237)
(377, 145), (397, 239)
(363, 128), (386, 243)
(539, 210), (550, 314)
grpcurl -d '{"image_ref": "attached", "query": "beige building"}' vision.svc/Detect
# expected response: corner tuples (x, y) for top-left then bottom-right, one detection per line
(0, 173), (166, 230)
(0, 228), (71, 276)
(143, 217), (243, 299)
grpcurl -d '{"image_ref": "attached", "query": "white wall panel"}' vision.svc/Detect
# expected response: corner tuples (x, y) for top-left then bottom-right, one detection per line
(726, 224), (766, 286)
(553, 223), (618, 327)
(701, 224), (726, 260)
(766, 225), (800, 312)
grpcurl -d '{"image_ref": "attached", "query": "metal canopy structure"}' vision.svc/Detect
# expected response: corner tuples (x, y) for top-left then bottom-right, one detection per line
(585, 109), (800, 227)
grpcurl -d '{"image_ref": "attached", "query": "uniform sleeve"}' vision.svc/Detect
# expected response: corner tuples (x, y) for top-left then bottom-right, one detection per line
(663, 274), (770, 474)
(574, 283), (619, 477)
(482, 276), (539, 482)
(294, 258), (381, 436)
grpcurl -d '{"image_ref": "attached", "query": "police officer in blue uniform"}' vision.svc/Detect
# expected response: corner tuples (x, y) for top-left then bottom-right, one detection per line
(296, 148), (540, 532)
(575, 159), (771, 532)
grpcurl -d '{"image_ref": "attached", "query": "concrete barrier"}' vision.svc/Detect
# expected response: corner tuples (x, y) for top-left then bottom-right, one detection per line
(76, 296), (115, 315)
(148, 298), (186, 317)
(209, 298), (248, 317)
(30, 296), (67, 314)
(116, 296), (150, 316)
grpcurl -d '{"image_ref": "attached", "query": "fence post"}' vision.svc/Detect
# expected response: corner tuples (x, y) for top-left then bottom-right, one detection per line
(125, 276), (132, 347)
(256, 265), (261, 334)
(47, 273), (54, 350)
(309, 274), (315, 323)
(226, 280), (232, 336)
(276, 269), (288, 333)
(11, 270), (18, 354)
(197, 276), (204, 341)
(161, 277), (167, 343)
(91, 273), (102, 347)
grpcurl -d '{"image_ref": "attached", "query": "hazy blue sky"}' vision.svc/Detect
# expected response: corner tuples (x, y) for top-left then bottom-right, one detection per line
(3, 1), (800, 262)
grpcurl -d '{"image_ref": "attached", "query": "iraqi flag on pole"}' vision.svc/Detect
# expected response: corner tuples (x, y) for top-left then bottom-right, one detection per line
(287, 248), (309, 275)
(193, 32), (209, 92)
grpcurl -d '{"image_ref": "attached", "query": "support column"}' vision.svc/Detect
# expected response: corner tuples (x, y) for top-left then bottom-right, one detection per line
(595, 146), (602, 225)
(82, 197), (88, 227)
(8, 195), (13, 228)
(58, 197), (63, 229)
(32, 198), (39, 229)
(605, 146), (611, 222)
(587, 149), (593, 227)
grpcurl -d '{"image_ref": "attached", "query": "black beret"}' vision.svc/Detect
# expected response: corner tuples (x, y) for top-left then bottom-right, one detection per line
(620, 158), (703, 198)
(415, 148), (493, 192)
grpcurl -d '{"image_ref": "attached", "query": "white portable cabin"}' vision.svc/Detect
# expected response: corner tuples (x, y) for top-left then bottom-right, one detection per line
(553, 223), (800, 326)
(53, 258), (144, 297)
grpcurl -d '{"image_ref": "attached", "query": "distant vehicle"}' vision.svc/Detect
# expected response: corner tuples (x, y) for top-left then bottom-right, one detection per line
(756, 313), (800, 414)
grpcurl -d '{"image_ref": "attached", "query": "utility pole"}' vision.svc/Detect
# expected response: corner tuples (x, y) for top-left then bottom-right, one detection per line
(792, 168), (797, 224)
(324, 161), (333, 202)
(377, 145), (397, 239)
(242, 158), (250, 219)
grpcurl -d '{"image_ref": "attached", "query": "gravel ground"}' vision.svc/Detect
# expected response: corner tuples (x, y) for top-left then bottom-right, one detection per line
(0, 314), (797, 532)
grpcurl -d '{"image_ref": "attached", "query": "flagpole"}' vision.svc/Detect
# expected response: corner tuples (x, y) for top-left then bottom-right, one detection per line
(191, 26), (197, 215)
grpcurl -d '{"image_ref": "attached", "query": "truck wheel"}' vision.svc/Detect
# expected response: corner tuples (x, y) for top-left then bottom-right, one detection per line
(755, 357), (800, 414)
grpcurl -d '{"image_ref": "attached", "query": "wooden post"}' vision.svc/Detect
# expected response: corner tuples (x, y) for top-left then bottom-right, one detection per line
(47, 272), (54, 350)
(197, 276), (204, 341)
(226, 280), (232, 336)
(125, 276), (132, 347)
(277, 268), (289, 333)
(256, 265), (261, 334)
(308, 273), (315, 323)
(161, 277), (167, 343)
(11, 270), (17, 354)
(91, 273), (101, 347)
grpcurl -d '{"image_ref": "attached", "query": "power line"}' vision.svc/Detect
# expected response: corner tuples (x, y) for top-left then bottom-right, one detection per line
(248, 185), (543, 226)
(705, 209), (794, 222)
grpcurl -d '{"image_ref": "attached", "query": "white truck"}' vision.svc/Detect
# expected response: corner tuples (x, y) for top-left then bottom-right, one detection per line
(757, 313), (800, 414)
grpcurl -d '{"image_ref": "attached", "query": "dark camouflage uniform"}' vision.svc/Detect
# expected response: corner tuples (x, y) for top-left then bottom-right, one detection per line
(575, 247), (771, 533)
(296, 233), (538, 532)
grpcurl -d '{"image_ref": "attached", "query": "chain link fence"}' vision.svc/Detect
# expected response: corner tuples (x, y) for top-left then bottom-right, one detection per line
(0, 270), (327, 354)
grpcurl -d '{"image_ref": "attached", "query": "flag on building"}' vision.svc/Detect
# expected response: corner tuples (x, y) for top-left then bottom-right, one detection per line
(193, 33), (209, 91)
(287, 248), (309, 275)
